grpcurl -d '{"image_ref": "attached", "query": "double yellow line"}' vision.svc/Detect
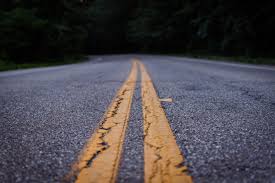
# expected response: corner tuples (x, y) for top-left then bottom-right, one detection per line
(67, 60), (192, 183)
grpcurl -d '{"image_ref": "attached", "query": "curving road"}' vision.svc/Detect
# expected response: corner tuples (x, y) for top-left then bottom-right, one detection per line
(0, 55), (275, 183)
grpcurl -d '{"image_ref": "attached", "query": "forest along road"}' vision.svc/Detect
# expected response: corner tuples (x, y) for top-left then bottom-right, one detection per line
(0, 55), (275, 183)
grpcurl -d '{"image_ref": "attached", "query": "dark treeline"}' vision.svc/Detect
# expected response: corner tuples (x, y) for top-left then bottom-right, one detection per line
(0, 0), (93, 63)
(1, 0), (275, 63)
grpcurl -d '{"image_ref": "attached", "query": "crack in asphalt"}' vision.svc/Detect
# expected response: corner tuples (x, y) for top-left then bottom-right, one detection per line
(143, 90), (184, 182)
(140, 61), (193, 183)
(85, 127), (110, 168)
(83, 89), (129, 170)
(66, 87), (133, 183)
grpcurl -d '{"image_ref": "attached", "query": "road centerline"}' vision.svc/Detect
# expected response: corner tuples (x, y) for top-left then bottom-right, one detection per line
(139, 61), (192, 183)
(68, 61), (138, 183)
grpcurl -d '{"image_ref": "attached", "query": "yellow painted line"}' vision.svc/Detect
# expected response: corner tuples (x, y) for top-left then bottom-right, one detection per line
(68, 61), (138, 183)
(139, 61), (192, 183)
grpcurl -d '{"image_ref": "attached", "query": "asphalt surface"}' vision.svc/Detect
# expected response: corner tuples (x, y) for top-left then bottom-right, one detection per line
(0, 55), (275, 183)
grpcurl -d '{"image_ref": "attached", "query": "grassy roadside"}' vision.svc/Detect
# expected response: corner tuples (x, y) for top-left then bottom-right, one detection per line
(0, 55), (87, 72)
(172, 53), (275, 65)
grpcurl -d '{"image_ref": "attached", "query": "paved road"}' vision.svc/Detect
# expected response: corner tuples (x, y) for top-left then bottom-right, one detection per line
(0, 55), (275, 183)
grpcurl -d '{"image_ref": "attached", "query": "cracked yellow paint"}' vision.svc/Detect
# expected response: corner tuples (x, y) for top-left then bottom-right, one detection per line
(139, 61), (192, 183)
(70, 61), (137, 183)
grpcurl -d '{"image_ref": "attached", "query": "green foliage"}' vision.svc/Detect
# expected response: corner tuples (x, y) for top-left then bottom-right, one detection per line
(0, 0), (274, 66)
(126, 0), (275, 57)
(0, 0), (92, 64)
(0, 8), (48, 62)
(86, 0), (136, 52)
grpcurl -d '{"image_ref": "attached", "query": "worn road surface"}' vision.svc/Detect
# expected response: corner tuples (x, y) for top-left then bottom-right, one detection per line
(0, 55), (275, 183)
